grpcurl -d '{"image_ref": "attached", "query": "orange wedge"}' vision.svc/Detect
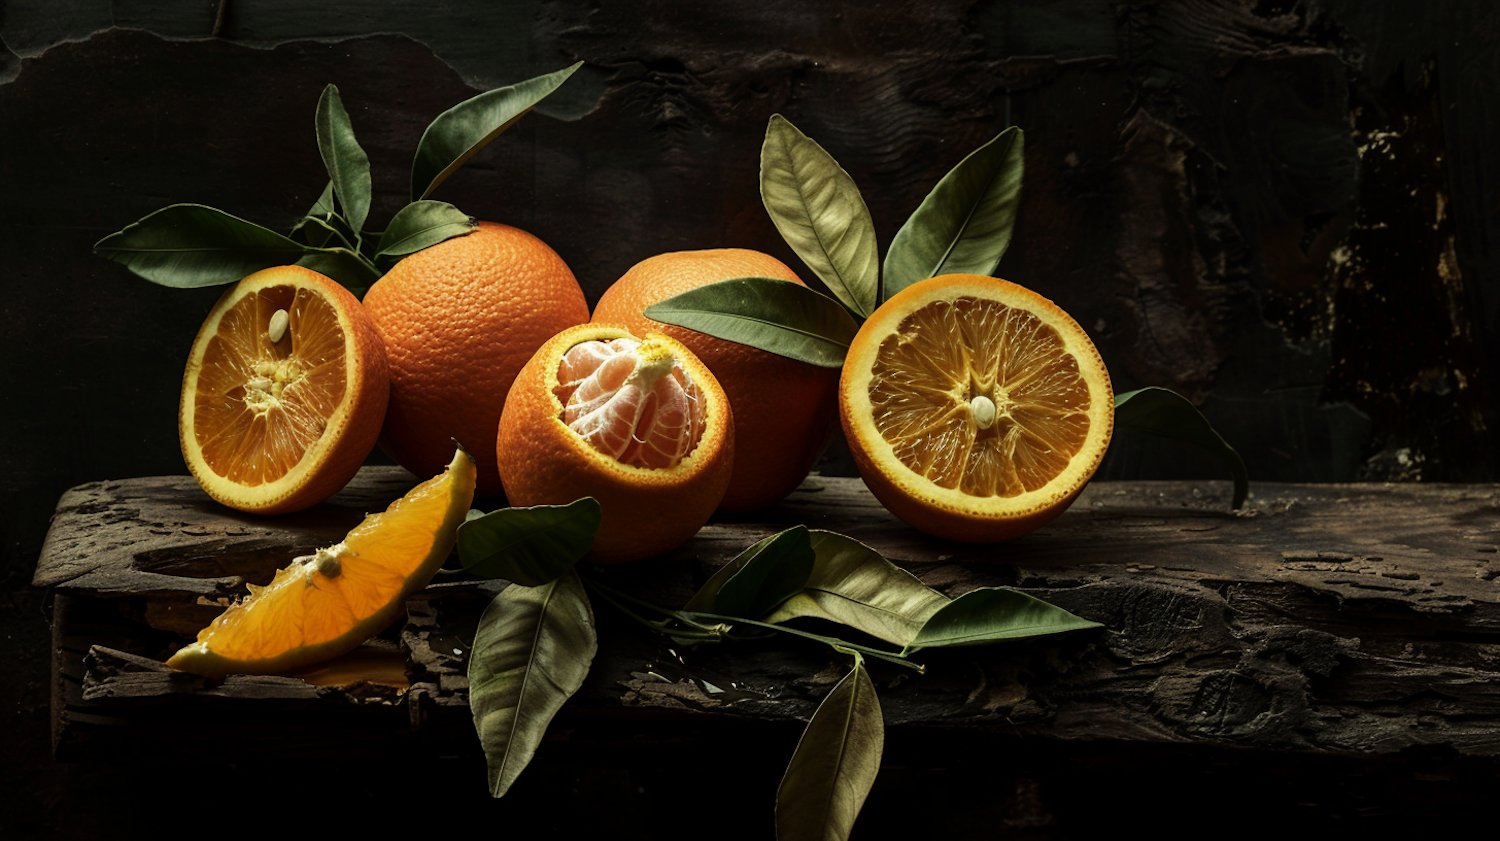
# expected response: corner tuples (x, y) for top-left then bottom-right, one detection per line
(167, 448), (476, 678)
(178, 265), (389, 515)
(840, 274), (1113, 542)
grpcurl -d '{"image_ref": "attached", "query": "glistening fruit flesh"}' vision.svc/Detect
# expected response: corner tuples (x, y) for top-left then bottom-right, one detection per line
(497, 324), (734, 564)
(840, 274), (1113, 543)
(167, 447), (477, 678)
(179, 265), (389, 515)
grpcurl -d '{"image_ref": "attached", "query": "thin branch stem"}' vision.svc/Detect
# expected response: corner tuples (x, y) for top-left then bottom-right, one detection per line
(682, 611), (923, 673)
(581, 572), (922, 673)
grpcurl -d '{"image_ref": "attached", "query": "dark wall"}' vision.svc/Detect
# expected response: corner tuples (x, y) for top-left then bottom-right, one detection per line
(4, 1), (1495, 836)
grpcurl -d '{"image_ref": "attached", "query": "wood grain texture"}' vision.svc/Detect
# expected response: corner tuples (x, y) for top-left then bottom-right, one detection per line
(36, 467), (1500, 768)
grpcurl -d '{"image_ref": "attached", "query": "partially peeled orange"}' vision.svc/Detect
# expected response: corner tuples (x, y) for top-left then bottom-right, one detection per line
(496, 324), (734, 563)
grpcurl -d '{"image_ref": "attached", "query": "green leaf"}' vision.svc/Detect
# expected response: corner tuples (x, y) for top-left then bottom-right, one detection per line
(469, 570), (597, 799)
(315, 84), (373, 236)
(95, 204), (315, 287)
(760, 115), (880, 319)
(412, 62), (582, 201)
(644, 277), (859, 368)
(903, 587), (1101, 654)
(776, 654), (884, 841)
(762, 531), (948, 648)
(1115, 387), (1249, 509)
(290, 213), (345, 251)
(882, 126), (1025, 300)
(289, 181), (339, 247)
(293, 247), (380, 289)
(683, 526), (814, 619)
(457, 498), (601, 586)
(375, 200), (477, 266)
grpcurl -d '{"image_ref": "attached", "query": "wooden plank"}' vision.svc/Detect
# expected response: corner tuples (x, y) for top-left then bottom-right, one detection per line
(33, 468), (1500, 765)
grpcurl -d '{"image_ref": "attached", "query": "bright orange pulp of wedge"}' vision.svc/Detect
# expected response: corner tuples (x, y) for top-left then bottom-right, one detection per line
(167, 448), (476, 678)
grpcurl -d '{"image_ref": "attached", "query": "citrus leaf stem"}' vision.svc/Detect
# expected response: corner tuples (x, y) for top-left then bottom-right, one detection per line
(94, 203), (376, 288)
(581, 574), (922, 672)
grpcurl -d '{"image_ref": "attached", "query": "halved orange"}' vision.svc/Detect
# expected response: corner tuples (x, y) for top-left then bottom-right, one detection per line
(179, 265), (389, 515)
(840, 274), (1113, 542)
(167, 447), (477, 678)
(497, 324), (735, 564)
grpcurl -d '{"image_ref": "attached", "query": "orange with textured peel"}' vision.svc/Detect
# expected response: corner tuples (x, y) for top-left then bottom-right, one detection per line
(167, 447), (477, 678)
(591, 249), (837, 513)
(840, 274), (1113, 542)
(178, 265), (389, 515)
(496, 324), (734, 563)
(363, 221), (590, 497)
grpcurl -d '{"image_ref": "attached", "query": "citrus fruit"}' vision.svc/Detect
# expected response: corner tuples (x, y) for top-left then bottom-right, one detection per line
(178, 265), (389, 515)
(840, 274), (1113, 543)
(496, 323), (735, 564)
(167, 447), (477, 678)
(591, 249), (838, 513)
(362, 221), (590, 497)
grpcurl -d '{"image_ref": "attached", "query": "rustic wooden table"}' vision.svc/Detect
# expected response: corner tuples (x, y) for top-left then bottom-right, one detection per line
(32, 468), (1500, 834)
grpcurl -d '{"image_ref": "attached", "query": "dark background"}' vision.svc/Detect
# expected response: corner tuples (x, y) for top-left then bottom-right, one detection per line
(4, 1), (1495, 836)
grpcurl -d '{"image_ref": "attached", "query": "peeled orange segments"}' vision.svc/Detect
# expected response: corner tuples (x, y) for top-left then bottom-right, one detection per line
(497, 324), (734, 564)
(363, 221), (590, 497)
(591, 249), (838, 513)
(167, 448), (477, 678)
(178, 265), (389, 515)
(840, 275), (1114, 543)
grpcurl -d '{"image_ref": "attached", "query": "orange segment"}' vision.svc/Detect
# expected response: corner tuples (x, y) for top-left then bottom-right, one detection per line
(559, 336), (707, 469)
(497, 324), (735, 564)
(167, 448), (477, 678)
(841, 275), (1113, 543)
(179, 266), (389, 514)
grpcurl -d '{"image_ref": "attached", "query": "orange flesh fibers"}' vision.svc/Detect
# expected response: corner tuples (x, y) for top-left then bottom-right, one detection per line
(187, 465), (457, 661)
(869, 296), (1092, 498)
(556, 337), (706, 469)
(193, 285), (347, 485)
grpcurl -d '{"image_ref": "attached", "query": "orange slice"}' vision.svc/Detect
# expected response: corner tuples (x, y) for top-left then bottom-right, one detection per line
(178, 265), (389, 514)
(497, 324), (734, 564)
(840, 274), (1113, 542)
(167, 447), (477, 678)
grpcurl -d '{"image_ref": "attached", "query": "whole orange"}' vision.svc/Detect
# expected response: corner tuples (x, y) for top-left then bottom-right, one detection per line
(363, 222), (589, 496)
(590, 249), (838, 513)
(496, 323), (735, 564)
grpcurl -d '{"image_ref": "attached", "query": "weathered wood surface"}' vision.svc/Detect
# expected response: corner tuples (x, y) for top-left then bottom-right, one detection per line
(35, 467), (1500, 769)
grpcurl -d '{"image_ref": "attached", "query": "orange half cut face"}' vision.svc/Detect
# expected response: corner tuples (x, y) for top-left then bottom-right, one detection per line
(178, 266), (389, 514)
(841, 274), (1113, 543)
